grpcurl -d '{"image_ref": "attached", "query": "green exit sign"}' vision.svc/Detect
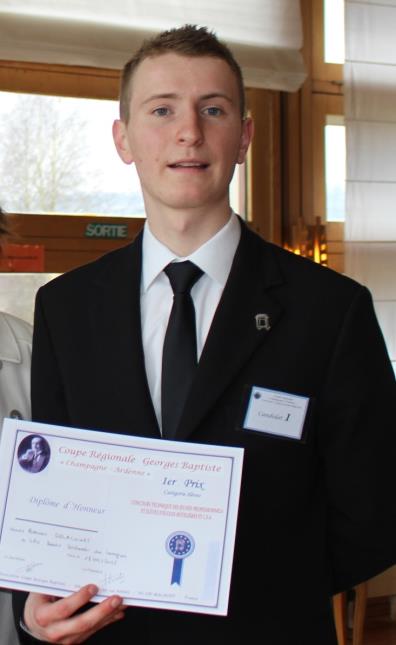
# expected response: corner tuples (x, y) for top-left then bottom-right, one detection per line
(85, 223), (128, 239)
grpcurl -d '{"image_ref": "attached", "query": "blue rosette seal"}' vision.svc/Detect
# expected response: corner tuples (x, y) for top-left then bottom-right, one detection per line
(166, 531), (195, 585)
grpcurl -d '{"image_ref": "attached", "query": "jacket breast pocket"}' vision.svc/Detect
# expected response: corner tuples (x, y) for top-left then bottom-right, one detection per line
(235, 384), (315, 445)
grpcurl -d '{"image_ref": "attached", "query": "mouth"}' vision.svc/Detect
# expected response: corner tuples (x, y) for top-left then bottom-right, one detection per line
(168, 161), (209, 170)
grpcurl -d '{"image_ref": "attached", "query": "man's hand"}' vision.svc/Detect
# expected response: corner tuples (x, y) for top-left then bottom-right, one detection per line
(21, 449), (35, 460)
(24, 585), (125, 643)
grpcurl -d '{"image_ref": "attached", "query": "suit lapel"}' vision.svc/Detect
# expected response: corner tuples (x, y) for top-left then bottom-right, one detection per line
(87, 224), (284, 442)
(91, 233), (160, 439)
(176, 224), (284, 441)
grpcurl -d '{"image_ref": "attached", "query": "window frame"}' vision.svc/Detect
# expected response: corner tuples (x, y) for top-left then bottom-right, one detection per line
(281, 0), (345, 273)
(311, 0), (345, 272)
(312, 0), (343, 91)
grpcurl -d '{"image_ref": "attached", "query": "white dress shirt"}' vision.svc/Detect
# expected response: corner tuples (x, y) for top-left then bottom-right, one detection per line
(140, 212), (241, 431)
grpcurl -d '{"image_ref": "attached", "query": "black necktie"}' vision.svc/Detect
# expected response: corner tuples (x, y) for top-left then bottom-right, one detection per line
(161, 261), (203, 439)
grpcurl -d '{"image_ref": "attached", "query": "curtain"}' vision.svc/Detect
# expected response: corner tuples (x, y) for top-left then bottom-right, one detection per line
(0, 0), (306, 91)
(344, 0), (396, 374)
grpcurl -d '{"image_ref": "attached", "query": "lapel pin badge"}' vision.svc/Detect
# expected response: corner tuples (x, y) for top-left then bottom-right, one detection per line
(255, 313), (271, 332)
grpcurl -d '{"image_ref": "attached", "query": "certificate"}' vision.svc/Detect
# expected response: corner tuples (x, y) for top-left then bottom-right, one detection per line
(0, 418), (244, 615)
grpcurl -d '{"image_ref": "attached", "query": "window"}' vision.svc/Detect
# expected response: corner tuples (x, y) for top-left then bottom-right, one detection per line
(324, 115), (345, 222)
(312, 0), (343, 85)
(0, 92), (144, 217)
(0, 90), (245, 218)
(324, 0), (345, 64)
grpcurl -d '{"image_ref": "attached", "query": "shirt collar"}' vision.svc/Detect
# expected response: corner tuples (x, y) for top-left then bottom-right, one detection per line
(141, 212), (241, 292)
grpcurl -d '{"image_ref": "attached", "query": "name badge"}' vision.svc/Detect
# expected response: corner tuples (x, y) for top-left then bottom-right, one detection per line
(243, 386), (310, 440)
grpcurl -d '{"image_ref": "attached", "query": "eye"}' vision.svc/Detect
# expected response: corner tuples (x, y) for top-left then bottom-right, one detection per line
(152, 106), (171, 117)
(202, 106), (223, 117)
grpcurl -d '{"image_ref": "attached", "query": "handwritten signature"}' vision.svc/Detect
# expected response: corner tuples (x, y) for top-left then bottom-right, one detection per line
(100, 572), (126, 588)
(18, 561), (44, 573)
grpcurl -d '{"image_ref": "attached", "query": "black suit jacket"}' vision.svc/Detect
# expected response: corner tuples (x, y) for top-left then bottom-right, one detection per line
(14, 222), (396, 644)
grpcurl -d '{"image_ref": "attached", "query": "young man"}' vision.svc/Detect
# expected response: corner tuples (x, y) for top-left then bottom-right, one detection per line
(14, 25), (396, 645)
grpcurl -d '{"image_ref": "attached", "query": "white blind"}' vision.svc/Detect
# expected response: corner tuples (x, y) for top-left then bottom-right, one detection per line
(345, 0), (396, 370)
(0, 0), (306, 91)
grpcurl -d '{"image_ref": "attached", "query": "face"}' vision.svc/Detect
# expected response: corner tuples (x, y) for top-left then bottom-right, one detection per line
(31, 438), (42, 453)
(113, 53), (253, 220)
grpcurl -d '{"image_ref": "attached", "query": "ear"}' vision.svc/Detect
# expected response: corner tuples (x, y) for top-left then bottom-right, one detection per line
(112, 119), (134, 165)
(237, 117), (254, 164)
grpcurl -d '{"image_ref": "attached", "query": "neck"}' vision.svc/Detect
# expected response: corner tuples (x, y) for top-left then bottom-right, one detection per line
(146, 204), (231, 257)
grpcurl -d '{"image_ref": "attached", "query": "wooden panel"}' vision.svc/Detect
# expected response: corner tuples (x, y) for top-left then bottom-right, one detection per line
(0, 61), (120, 99)
(246, 88), (281, 245)
(8, 214), (143, 239)
(327, 254), (344, 275)
(327, 241), (344, 255)
(368, 566), (396, 599)
(6, 214), (144, 273)
(42, 249), (120, 274)
(281, 91), (302, 234)
(313, 79), (344, 96)
(327, 222), (344, 242)
(326, 223), (345, 274)
(300, 0), (315, 226)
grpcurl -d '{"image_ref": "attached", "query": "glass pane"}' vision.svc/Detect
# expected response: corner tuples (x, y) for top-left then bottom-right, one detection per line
(230, 162), (246, 219)
(324, 0), (345, 64)
(0, 92), (144, 217)
(0, 91), (244, 218)
(325, 117), (345, 222)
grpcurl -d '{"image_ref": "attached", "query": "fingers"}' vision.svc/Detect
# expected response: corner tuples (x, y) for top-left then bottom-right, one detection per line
(33, 585), (99, 626)
(78, 606), (126, 642)
(51, 597), (125, 645)
(24, 587), (125, 643)
(48, 595), (124, 644)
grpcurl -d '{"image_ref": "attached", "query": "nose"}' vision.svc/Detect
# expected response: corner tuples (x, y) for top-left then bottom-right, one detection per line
(176, 109), (203, 146)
